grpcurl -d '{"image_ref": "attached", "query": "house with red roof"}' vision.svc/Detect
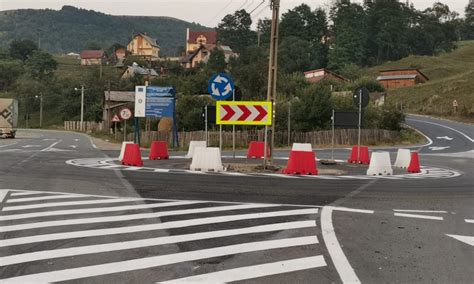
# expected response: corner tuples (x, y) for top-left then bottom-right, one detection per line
(80, 50), (105, 66)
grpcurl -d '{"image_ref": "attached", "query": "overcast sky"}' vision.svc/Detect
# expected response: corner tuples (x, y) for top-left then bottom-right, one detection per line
(0, 0), (469, 28)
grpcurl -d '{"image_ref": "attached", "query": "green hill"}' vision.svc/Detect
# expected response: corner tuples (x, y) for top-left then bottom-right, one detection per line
(366, 41), (474, 121)
(0, 5), (210, 56)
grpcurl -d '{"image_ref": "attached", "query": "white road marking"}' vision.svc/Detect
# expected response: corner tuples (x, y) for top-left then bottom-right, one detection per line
(394, 212), (443, 221)
(446, 234), (474, 246)
(69, 145), (78, 149)
(429, 146), (451, 151)
(0, 221), (316, 266)
(9, 191), (40, 196)
(6, 194), (87, 203)
(407, 118), (474, 142)
(42, 139), (57, 141)
(162, 256), (327, 283)
(2, 197), (142, 211)
(1, 236), (318, 282)
(393, 209), (448, 214)
(0, 203), (281, 230)
(21, 145), (41, 148)
(0, 142), (18, 148)
(0, 190), (8, 203)
(321, 206), (361, 284)
(465, 219), (474, 223)
(41, 140), (62, 152)
(332, 207), (374, 214)
(74, 139), (80, 142)
(436, 136), (453, 141)
(0, 208), (318, 247)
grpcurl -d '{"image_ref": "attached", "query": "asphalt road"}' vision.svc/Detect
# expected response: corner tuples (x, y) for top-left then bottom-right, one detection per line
(0, 115), (472, 283)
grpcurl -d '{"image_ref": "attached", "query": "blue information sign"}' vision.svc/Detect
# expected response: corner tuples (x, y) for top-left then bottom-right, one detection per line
(208, 73), (235, 101)
(145, 86), (175, 118)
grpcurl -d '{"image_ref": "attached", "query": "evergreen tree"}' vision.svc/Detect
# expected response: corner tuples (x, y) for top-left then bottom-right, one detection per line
(216, 9), (255, 53)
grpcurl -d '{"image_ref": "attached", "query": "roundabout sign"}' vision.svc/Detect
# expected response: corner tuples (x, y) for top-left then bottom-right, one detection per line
(208, 73), (235, 101)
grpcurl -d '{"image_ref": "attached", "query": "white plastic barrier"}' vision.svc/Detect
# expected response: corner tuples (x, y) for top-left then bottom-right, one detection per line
(292, 143), (313, 152)
(394, 149), (411, 168)
(186, 141), (206, 158)
(190, 147), (224, 172)
(119, 141), (134, 161)
(367, 151), (393, 176)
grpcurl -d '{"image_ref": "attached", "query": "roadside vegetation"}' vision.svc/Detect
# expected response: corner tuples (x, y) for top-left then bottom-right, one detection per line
(0, 1), (472, 145)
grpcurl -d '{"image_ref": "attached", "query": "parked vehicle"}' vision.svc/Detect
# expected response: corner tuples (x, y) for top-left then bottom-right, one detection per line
(0, 98), (18, 138)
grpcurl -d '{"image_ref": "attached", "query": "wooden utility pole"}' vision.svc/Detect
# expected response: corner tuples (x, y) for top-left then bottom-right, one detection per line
(263, 0), (280, 168)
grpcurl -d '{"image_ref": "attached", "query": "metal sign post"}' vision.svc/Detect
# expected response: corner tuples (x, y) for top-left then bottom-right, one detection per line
(232, 91), (235, 158)
(205, 105), (208, 147)
(123, 120), (127, 141)
(357, 91), (362, 163)
(353, 86), (369, 164)
(331, 109), (335, 160)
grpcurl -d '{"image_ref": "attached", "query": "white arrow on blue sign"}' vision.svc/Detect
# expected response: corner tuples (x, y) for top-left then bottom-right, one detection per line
(208, 73), (235, 101)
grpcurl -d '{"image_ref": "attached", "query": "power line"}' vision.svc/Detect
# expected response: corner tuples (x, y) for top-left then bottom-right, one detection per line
(237, 0), (250, 10)
(252, 3), (270, 18)
(206, 0), (235, 26)
(249, 0), (266, 14)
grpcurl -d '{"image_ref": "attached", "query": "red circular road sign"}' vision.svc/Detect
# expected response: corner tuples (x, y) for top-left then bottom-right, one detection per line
(119, 108), (132, 120)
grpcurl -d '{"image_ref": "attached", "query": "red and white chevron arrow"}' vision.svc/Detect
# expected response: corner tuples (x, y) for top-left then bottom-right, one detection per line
(220, 104), (269, 122)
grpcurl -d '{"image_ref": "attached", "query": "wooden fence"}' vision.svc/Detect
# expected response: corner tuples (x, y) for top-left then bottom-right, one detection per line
(64, 121), (104, 132)
(126, 129), (398, 148)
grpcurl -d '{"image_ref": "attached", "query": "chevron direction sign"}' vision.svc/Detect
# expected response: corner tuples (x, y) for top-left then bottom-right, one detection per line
(216, 101), (272, 125)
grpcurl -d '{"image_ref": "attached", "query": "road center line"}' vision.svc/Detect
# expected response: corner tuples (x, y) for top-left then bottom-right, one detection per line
(394, 212), (443, 221)
(161, 256), (327, 283)
(0, 237), (318, 282)
(465, 219), (474, 223)
(321, 206), (361, 284)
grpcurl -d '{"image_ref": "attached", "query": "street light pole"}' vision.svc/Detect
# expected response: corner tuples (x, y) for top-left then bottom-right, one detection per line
(39, 94), (43, 128)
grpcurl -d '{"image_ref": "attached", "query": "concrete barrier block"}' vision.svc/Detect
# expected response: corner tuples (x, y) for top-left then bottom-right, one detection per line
(190, 147), (224, 172)
(292, 143), (313, 152)
(394, 149), (411, 168)
(186, 141), (206, 158)
(119, 141), (134, 161)
(367, 151), (393, 176)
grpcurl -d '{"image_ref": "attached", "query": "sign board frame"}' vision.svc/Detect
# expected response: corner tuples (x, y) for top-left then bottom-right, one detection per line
(216, 101), (272, 126)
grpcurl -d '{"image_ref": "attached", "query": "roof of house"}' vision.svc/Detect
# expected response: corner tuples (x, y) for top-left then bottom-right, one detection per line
(80, 50), (105, 59)
(123, 63), (159, 76)
(379, 68), (429, 81)
(376, 74), (417, 81)
(188, 30), (217, 45)
(304, 68), (348, 82)
(134, 33), (160, 48)
(104, 91), (135, 102)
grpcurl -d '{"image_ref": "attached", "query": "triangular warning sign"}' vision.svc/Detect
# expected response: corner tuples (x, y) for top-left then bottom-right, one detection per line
(112, 115), (120, 122)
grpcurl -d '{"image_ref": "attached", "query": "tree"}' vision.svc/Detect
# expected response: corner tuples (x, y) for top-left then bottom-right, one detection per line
(84, 41), (102, 50)
(256, 18), (272, 47)
(26, 51), (58, 81)
(278, 37), (311, 74)
(461, 1), (474, 40)
(0, 59), (24, 89)
(217, 9), (255, 53)
(9, 39), (38, 61)
(206, 48), (226, 73)
(292, 84), (333, 131)
(328, 0), (367, 71)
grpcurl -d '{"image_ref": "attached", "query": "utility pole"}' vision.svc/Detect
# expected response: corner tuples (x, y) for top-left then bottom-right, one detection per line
(263, 0), (280, 168)
(39, 94), (43, 128)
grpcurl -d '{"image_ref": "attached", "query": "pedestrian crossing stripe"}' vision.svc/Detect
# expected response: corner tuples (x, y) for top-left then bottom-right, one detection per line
(66, 157), (462, 180)
(0, 189), (325, 283)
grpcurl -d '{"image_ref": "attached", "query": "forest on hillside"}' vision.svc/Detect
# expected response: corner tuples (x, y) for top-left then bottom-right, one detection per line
(0, 5), (209, 56)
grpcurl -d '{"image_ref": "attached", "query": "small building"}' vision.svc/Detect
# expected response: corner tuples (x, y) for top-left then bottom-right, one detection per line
(304, 68), (348, 83)
(79, 50), (105, 66)
(121, 63), (159, 80)
(181, 44), (236, 69)
(127, 33), (160, 61)
(376, 68), (429, 89)
(186, 29), (217, 54)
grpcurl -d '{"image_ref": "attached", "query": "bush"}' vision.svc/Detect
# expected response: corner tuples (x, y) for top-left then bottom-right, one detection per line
(351, 76), (385, 92)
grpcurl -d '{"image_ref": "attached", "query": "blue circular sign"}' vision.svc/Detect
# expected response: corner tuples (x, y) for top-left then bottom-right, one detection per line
(208, 73), (235, 101)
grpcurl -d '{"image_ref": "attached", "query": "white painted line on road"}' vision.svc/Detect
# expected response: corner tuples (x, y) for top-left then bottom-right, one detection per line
(1, 236), (318, 282)
(407, 118), (474, 142)
(0, 221), (316, 266)
(0, 209), (318, 247)
(0, 142), (18, 148)
(332, 207), (374, 214)
(2, 197), (142, 211)
(393, 209), (448, 214)
(394, 212), (443, 221)
(446, 234), (474, 246)
(21, 145), (42, 148)
(161, 256), (326, 283)
(0, 201), (205, 232)
(465, 219), (474, 223)
(321, 206), (361, 284)
(0, 203), (281, 229)
(0, 190), (8, 204)
(41, 140), (62, 152)
(9, 191), (40, 196)
(6, 194), (88, 203)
